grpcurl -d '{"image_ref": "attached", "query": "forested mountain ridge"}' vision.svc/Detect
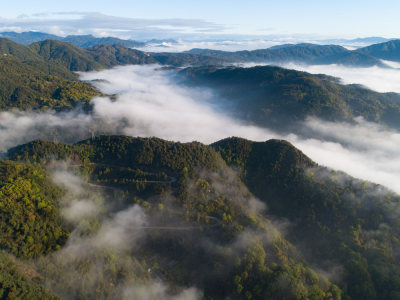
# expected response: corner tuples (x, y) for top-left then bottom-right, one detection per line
(180, 65), (400, 131)
(2, 135), (400, 299)
(356, 39), (400, 61)
(3, 136), (342, 299)
(29, 40), (105, 71)
(0, 54), (101, 110)
(186, 43), (385, 67)
(3, 31), (400, 67)
(3, 32), (400, 71)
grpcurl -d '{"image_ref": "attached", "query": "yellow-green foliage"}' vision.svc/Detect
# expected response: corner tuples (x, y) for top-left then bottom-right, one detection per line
(0, 161), (68, 258)
(0, 55), (101, 111)
(0, 251), (60, 299)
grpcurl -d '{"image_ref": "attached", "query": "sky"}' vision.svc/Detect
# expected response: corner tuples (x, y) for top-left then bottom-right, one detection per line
(0, 0), (399, 40)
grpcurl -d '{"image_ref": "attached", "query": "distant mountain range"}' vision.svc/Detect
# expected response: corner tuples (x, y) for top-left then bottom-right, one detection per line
(320, 36), (392, 45)
(0, 31), (148, 48)
(3, 34), (400, 70)
(184, 43), (394, 67)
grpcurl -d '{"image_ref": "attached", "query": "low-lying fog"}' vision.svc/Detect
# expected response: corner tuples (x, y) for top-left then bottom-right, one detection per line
(1, 65), (399, 194)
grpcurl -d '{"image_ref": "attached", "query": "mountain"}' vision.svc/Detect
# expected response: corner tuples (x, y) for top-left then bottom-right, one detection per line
(320, 37), (392, 46)
(1, 38), (400, 126)
(356, 39), (400, 61)
(86, 44), (157, 66)
(0, 38), (43, 61)
(0, 37), (391, 75)
(0, 31), (62, 45)
(186, 43), (385, 67)
(0, 31), (145, 48)
(2, 33), (400, 68)
(62, 34), (145, 48)
(212, 136), (400, 300)
(24, 39), (221, 70)
(3, 134), (400, 299)
(146, 38), (178, 44)
(0, 38), (79, 79)
(4, 136), (341, 299)
(180, 65), (400, 131)
(29, 40), (105, 71)
(0, 54), (100, 110)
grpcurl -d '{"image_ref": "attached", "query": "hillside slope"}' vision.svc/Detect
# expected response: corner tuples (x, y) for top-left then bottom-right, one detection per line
(4, 135), (400, 299)
(180, 65), (400, 131)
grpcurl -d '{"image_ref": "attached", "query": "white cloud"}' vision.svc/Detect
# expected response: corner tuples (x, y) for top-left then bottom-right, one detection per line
(81, 65), (274, 143)
(0, 12), (226, 39)
(140, 39), (285, 52)
(288, 117), (400, 194)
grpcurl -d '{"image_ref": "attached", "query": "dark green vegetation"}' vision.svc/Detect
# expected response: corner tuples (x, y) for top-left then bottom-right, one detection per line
(180, 65), (400, 131)
(1, 135), (399, 299)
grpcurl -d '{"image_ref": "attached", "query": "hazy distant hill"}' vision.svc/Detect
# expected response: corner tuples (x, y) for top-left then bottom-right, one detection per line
(0, 31), (145, 48)
(187, 43), (385, 67)
(0, 31), (62, 45)
(356, 39), (400, 61)
(320, 36), (392, 45)
(62, 34), (145, 48)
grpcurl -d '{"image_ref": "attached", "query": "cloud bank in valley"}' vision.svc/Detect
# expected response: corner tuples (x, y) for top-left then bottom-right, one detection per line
(0, 64), (399, 194)
(81, 66), (274, 143)
(288, 117), (400, 194)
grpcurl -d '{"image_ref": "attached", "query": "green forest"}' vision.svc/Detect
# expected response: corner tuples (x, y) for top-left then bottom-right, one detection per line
(0, 136), (398, 299)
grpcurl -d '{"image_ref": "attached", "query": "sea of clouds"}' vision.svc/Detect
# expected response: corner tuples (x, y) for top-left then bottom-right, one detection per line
(0, 64), (399, 194)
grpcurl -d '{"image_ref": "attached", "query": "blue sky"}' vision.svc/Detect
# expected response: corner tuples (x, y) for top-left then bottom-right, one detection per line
(0, 0), (399, 39)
